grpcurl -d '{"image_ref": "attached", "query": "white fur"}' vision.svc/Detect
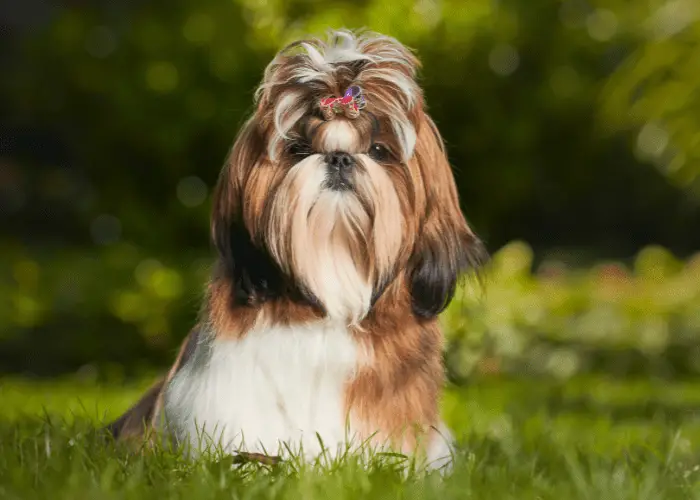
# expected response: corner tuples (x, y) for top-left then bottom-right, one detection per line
(273, 91), (304, 139)
(322, 29), (414, 70)
(320, 120), (358, 152)
(266, 155), (373, 324)
(161, 320), (363, 461)
(258, 30), (421, 161)
(304, 191), (374, 323)
(167, 30), (455, 469)
(392, 119), (417, 161)
(269, 91), (306, 161)
(361, 68), (416, 108)
(160, 318), (455, 471)
(426, 421), (456, 472)
(292, 66), (331, 85)
(301, 42), (330, 68)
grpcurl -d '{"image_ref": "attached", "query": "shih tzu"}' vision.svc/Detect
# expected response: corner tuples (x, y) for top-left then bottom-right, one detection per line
(107, 29), (486, 471)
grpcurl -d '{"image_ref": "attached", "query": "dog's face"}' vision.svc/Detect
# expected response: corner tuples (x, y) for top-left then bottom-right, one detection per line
(212, 30), (485, 324)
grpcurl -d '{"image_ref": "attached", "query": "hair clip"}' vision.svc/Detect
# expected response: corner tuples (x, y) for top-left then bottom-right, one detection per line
(320, 86), (366, 120)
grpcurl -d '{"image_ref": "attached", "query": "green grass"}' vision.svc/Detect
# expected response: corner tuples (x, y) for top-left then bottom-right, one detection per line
(1, 376), (700, 499)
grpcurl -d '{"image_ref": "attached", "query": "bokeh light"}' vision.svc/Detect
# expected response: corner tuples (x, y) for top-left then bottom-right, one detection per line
(176, 176), (208, 207)
(488, 44), (519, 76)
(0, 0), (699, 383)
(84, 26), (117, 59)
(636, 122), (669, 159)
(586, 9), (618, 42)
(146, 61), (180, 93)
(90, 215), (122, 245)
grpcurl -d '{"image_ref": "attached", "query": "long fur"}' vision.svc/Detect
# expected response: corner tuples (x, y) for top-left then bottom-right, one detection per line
(106, 29), (486, 468)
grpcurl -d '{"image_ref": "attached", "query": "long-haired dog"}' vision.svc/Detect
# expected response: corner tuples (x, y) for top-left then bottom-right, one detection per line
(107, 29), (485, 470)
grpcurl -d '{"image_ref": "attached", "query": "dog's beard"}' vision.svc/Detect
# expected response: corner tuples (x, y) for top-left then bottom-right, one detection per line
(265, 154), (403, 324)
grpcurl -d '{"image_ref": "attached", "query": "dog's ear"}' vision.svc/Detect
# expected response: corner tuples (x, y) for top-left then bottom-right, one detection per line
(211, 117), (285, 305)
(408, 114), (487, 319)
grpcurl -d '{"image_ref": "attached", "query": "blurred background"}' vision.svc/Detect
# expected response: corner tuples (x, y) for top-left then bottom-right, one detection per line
(1, 0), (699, 384)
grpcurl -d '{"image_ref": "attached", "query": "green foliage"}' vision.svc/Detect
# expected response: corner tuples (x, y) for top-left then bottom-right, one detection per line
(2, 0), (700, 376)
(0, 242), (209, 376)
(443, 241), (700, 380)
(4, 0), (700, 254)
(2, 239), (700, 380)
(1, 376), (700, 498)
(601, 0), (700, 193)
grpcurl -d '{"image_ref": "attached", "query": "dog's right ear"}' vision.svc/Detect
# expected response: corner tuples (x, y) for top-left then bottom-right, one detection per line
(408, 114), (488, 319)
(211, 117), (284, 305)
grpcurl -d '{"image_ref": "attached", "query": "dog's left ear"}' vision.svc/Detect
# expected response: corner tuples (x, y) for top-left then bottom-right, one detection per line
(408, 114), (487, 319)
(210, 117), (285, 305)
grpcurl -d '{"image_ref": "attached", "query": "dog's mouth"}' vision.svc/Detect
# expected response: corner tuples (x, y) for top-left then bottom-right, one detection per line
(323, 170), (354, 192)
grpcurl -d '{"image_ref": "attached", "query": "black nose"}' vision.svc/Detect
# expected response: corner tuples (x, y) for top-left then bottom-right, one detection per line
(326, 152), (356, 172)
(324, 152), (355, 191)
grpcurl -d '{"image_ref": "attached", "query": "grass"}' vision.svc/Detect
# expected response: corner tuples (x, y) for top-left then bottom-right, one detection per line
(1, 375), (700, 499)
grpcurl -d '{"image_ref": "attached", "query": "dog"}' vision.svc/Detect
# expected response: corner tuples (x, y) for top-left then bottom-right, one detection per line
(107, 29), (485, 471)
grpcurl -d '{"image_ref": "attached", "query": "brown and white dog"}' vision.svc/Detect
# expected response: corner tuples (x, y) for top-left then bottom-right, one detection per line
(107, 29), (486, 470)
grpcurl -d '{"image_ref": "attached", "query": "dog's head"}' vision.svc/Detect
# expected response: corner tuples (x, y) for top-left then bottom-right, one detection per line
(211, 30), (485, 324)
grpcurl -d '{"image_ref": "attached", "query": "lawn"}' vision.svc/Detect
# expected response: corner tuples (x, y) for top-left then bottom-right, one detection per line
(1, 375), (700, 499)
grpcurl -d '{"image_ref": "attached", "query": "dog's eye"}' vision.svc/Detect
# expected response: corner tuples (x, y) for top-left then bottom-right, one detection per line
(368, 143), (390, 162)
(287, 140), (312, 158)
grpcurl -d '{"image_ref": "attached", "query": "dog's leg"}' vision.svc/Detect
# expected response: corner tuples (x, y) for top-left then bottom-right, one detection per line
(425, 420), (455, 475)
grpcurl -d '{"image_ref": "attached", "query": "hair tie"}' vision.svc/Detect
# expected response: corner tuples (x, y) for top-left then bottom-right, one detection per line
(320, 86), (366, 120)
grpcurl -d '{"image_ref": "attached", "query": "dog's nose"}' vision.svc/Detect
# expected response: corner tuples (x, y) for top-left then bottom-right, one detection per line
(326, 152), (356, 172)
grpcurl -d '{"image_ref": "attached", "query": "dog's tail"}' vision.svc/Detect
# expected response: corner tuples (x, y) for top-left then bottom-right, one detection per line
(104, 378), (165, 440)
(105, 328), (202, 441)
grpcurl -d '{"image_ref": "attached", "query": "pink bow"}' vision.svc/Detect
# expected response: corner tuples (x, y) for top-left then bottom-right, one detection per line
(320, 86), (366, 120)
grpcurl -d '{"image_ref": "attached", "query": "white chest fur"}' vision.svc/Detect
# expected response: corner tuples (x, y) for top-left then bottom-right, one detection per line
(161, 320), (361, 461)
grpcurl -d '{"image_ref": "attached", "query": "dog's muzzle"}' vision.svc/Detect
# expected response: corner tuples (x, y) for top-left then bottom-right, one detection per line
(324, 152), (355, 191)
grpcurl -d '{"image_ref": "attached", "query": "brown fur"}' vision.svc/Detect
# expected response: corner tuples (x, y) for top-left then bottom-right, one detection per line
(207, 275), (323, 339)
(346, 275), (444, 454)
(106, 30), (485, 463)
